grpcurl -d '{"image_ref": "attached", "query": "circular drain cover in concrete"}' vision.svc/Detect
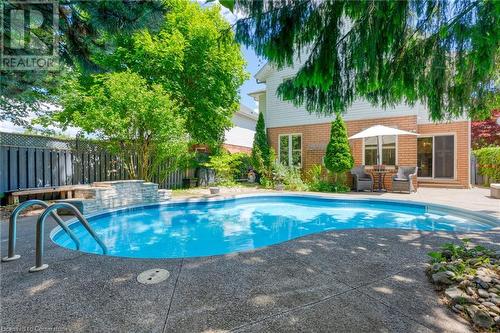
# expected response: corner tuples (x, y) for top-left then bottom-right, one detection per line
(137, 269), (170, 285)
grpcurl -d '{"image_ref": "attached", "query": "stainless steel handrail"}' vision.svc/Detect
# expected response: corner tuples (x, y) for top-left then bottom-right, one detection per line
(30, 202), (108, 272)
(2, 200), (80, 262)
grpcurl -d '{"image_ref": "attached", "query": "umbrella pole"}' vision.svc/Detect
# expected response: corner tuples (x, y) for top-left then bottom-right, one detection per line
(377, 136), (381, 166)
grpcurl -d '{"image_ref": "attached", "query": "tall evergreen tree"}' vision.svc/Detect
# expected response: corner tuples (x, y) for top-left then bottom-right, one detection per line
(228, 0), (499, 121)
(324, 116), (354, 180)
(251, 112), (271, 173)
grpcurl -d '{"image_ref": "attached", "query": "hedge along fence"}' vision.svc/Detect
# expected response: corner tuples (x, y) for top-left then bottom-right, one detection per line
(0, 131), (186, 196)
(473, 146), (500, 184)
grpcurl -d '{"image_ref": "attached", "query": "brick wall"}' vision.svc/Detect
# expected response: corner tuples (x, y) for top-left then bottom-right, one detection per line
(267, 116), (470, 189)
(268, 115), (417, 168)
(223, 143), (252, 155)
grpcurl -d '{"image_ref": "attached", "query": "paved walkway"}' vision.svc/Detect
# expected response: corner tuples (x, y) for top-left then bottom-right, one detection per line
(1, 188), (499, 332)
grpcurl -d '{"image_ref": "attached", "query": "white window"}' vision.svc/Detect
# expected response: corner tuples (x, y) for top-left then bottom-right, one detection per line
(363, 135), (396, 165)
(279, 134), (302, 167)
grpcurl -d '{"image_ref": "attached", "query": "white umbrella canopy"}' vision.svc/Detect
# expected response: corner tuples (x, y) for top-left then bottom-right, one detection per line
(348, 125), (417, 139)
(348, 125), (418, 165)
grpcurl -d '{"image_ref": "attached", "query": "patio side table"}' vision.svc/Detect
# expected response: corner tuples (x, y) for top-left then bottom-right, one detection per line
(371, 169), (390, 192)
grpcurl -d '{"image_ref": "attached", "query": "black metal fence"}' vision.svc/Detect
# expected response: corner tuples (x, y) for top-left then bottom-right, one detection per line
(0, 132), (185, 195)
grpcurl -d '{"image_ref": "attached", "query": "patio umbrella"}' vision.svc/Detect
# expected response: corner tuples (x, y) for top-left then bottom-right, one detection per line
(348, 125), (418, 165)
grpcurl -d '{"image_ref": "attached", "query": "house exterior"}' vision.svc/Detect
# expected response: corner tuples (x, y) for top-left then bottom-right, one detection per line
(223, 104), (258, 154)
(250, 62), (471, 189)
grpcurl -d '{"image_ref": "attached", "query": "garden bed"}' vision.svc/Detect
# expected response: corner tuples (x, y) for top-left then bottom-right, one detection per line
(427, 239), (500, 331)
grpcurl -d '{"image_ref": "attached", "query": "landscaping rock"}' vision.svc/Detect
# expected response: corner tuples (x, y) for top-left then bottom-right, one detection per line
(466, 305), (494, 328)
(431, 263), (443, 272)
(445, 286), (474, 304)
(459, 280), (471, 289)
(433, 271), (454, 285)
(478, 288), (490, 298)
(487, 305), (500, 314)
(476, 279), (490, 289)
(466, 286), (476, 296)
(427, 241), (500, 331)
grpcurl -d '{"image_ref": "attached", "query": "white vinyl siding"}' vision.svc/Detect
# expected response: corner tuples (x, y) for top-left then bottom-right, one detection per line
(257, 58), (466, 128)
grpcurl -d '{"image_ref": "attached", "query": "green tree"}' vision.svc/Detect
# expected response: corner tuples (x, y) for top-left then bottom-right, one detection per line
(324, 116), (354, 181)
(92, 0), (248, 146)
(49, 71), (189, 182)
(251, 112), (271, 174)
(1, 0), (166, 126)
(229, 0), (499, 121)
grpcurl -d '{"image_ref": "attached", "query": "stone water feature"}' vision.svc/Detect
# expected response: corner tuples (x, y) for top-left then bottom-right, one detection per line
(58, 180), (171, 214)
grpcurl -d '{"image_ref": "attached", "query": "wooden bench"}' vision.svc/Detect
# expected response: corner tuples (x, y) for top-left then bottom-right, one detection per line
(7, 185), (89, 205)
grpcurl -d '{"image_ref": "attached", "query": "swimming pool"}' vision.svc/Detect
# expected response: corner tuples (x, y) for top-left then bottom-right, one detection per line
(51, 195), (498, 259)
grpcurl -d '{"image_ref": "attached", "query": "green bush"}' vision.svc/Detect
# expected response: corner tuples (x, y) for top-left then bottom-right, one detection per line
(272, 161), (308, 191)
(234, 154), (253, 180)
(284, 167), (308, 191)
(203, 152), (246, 186)
(306, 164), (350, 193)
(474, 146), (500, 183)
(272, 161), (288, 185)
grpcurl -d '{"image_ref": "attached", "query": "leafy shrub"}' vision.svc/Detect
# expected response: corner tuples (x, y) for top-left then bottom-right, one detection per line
(474, 146), (500, 183)
(272, 161), (288, 185)
(272, 162), (308, 191)
(203, 152), (246, 185)
(306, 164), (350, 193)
(284, 167), (308, 191)
(234, 153), (253, 180)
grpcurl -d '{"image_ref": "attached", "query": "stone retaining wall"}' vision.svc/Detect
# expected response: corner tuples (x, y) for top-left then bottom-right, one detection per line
(58, 180), (170, 214)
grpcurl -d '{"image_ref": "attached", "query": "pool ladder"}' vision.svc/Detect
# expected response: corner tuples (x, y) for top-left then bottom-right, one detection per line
(2, 200), (107, 272)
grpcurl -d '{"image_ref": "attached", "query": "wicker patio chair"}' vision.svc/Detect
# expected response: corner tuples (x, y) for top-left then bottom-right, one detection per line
(351, 166), (374, 192)
(392, 166), (418, 193)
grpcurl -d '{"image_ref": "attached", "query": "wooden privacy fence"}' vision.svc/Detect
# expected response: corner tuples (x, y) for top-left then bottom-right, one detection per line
(0, 132), (185, 195)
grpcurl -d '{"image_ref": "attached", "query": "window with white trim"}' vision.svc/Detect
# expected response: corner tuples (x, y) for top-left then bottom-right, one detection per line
(279, 134), (302, 167)
(364, 135), (396, 165)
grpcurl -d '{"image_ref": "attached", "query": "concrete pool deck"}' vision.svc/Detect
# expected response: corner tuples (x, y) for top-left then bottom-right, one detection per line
(1, 188), (499, 332)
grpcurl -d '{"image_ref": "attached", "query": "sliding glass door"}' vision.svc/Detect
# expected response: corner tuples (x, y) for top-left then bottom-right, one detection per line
(434, 136), (454, 178)
(417, 135), (455, 179)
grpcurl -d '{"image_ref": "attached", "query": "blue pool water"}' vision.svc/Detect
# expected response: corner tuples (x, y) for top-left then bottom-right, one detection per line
(51, 196), (495, 259)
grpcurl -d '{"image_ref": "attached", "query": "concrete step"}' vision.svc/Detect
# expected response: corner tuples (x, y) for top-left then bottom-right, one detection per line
(418, 180), (466, 189)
